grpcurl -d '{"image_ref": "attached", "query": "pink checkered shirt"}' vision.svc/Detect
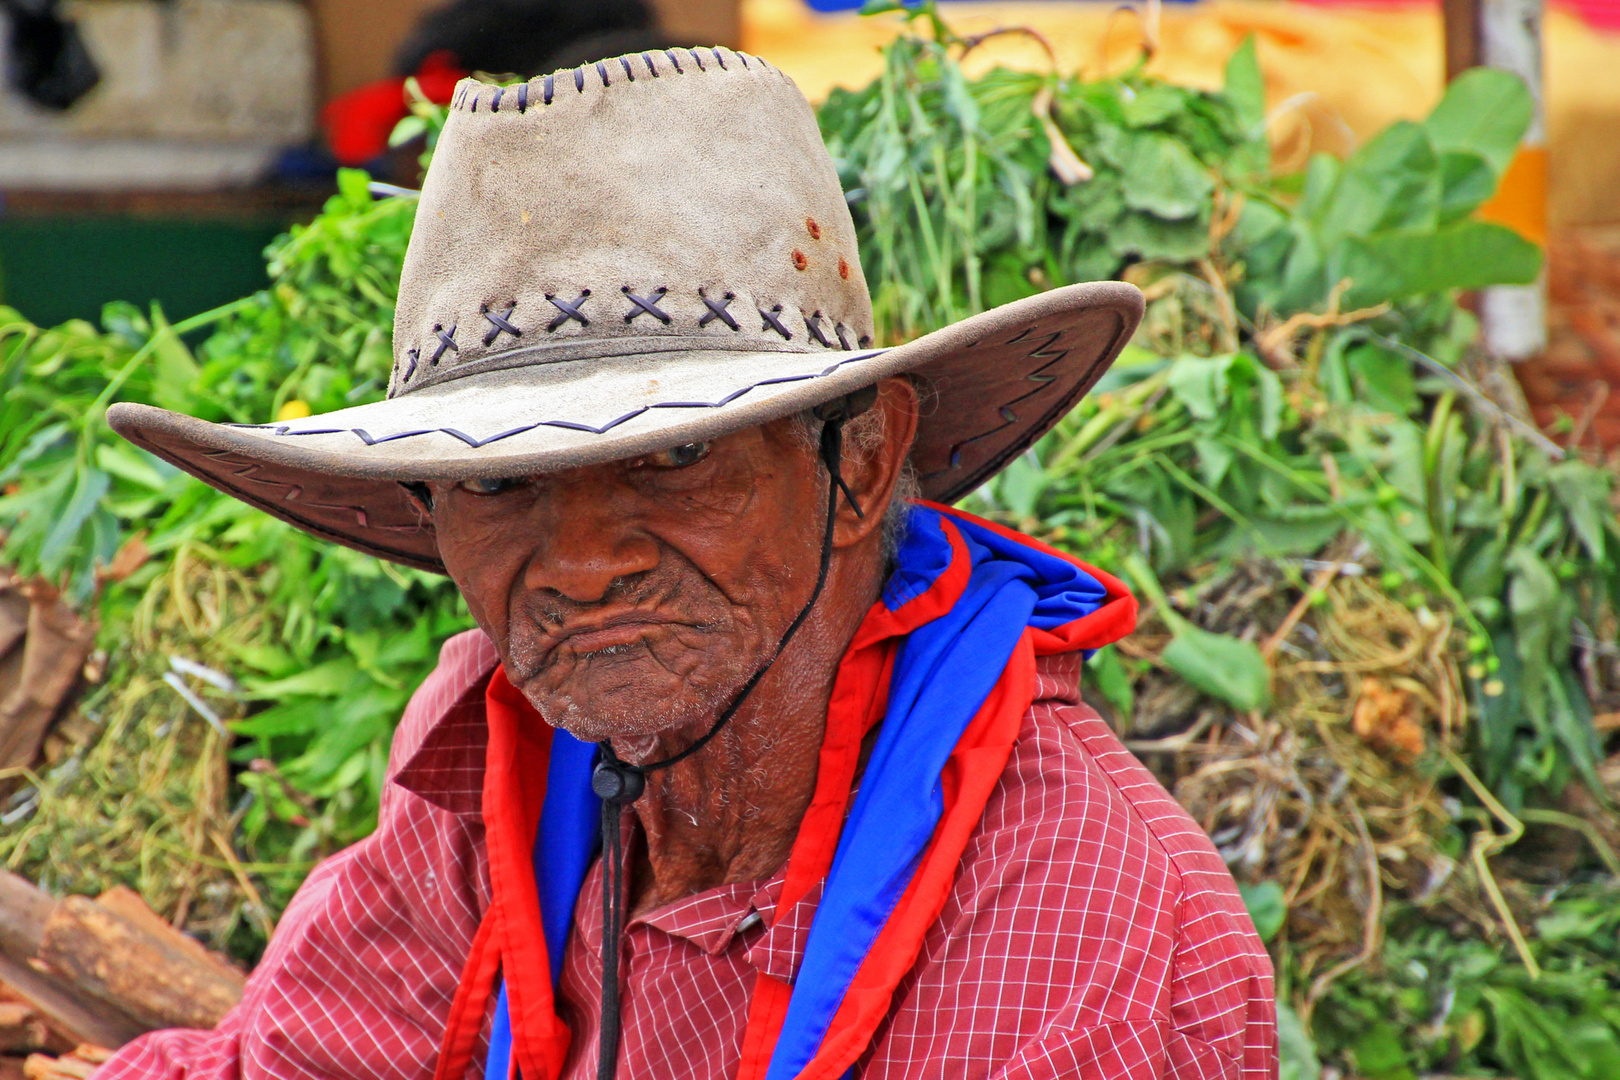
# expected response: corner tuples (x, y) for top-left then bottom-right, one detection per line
(96, 629), (1276, 1080)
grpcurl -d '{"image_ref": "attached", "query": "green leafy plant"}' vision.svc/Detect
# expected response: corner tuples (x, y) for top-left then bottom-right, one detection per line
(0, 174), (462, 959)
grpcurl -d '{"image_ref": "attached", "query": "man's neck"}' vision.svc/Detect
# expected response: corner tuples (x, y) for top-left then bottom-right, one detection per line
(619, 551), (884, 919)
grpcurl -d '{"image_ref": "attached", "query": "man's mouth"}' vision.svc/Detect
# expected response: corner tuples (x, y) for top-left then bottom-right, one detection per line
(542, 612), (679, 659)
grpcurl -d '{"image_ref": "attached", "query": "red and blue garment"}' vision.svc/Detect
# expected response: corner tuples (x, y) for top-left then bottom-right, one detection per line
(433, 502), (1137, 1080)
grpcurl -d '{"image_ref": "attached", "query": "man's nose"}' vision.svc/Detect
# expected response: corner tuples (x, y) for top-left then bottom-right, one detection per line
(523, 476), (658, 603)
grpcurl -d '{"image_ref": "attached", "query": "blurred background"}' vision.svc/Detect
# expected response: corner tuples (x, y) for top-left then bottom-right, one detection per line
(1, 0), (1617, 437)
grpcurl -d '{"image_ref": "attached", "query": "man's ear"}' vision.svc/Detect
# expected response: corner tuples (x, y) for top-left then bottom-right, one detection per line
(833, 376), (920, 548)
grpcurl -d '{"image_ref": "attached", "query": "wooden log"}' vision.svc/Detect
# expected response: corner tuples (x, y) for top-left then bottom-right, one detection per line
(0, 588), (27, 661)
(0, 957), (142, 1054)
(0, 875), (53, 962)
(0, 582), (96, 775)
(90, 888), (243, 988)
(0, 1003), (48, 1054)
(0, 873), (181, 1050)
(22, 1053), (94, 1080)
(36, 896), (244, 1033)
(0, 988), (75, 1058)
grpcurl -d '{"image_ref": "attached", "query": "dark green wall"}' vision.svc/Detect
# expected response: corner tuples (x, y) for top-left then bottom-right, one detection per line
(0, 217), (285, 327)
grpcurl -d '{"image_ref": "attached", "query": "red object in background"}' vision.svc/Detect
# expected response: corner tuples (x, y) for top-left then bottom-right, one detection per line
(321, 50), (466, 166)
(1295, 0), (1620, 31)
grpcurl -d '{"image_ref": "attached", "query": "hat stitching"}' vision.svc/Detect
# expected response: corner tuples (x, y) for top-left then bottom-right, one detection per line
(205, 455), (422, 533)
(622, 287), (671, 324)
(760, 305), (792, 340)
(431, 323), (459, 364)
(237, 350), (886, 446)
(921, 329), (1084, 481)
(399, 292), (870, 396)
(545, 291), (592, 330)
(481, 304), (522, 345)
(1022, 331), (1071, 385)
(454, 49), (783, 114)
(698, 291), (740, 331)
(391, 333), (838, 399)
(804, 312), (832, 347)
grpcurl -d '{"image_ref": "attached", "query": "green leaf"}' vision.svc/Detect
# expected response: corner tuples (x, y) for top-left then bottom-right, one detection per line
(1222, 36), (1265, 137)
(993, 450), (1049, 519)
(1547, 461), (1610, 562)
(1109, 211), (1210, 262)
(1238, 880), (1286, 941)
(1121, 84), (1187, 129)
(1437, 151), (1499, 224)
(1160, 623), (1272, 711)
(1166, 354), (1233, 420)
(1276, 1000), (1323, 1080)
(243, 658), (362, 700)
(1338, 221), (1542, 306)
(1254, 363), (1284, 440)
(1350, 1022), (1418, 1080)
(1116, 133), (1215, 221)
(1346, 341), (1419, 415)
(1194, 436), (1235, 489)
(1314, 121), (1440, 243)
(1085, 646), (1134, 727)
(38, 465), (110, 575)
(1424, 66), (1533, 176)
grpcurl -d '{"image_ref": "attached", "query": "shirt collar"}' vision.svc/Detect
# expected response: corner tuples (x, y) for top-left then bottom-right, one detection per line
(631, 866), (824, 985)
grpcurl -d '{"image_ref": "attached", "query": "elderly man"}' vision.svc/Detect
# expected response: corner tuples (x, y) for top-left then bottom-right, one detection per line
(106, 47), (1275, 1080)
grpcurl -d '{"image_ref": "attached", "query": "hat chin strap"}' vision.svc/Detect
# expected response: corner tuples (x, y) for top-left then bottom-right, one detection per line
(588, 388), (875, 1080)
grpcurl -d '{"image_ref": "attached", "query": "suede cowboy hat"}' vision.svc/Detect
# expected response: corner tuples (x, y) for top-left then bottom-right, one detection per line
(109, 46), (1143, 574)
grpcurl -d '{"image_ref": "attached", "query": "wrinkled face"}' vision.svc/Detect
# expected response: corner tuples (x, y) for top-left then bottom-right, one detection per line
(428, 418), (828, 747)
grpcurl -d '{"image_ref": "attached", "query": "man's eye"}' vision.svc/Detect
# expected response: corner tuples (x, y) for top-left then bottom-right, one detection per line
(457, 476), (525, 496)
(644, 441), (712, 469)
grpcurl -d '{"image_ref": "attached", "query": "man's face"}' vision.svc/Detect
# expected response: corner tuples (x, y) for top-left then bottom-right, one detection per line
(428, 417), (830, 747)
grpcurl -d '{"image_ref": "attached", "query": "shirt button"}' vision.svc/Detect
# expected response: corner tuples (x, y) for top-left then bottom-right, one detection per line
(738, 911), (764, 933)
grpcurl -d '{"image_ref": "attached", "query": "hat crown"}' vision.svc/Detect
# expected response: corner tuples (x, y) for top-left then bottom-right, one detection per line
(389, 47), (876, 399)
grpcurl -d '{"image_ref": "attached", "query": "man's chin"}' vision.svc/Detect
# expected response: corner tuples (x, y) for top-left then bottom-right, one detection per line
(515, 673), (725, 748)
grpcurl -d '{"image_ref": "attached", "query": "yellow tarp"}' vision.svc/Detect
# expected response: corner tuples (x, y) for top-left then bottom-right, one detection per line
(740, 0), (1620, 226)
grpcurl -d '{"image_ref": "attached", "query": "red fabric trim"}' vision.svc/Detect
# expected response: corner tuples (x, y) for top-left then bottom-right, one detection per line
(921, 501), (1138, 655)
(484, 668), (573, 1080)
(791, 632), (1037, 1080)
(433, 906), (502, 1080)
(736, 973), (795, 1080)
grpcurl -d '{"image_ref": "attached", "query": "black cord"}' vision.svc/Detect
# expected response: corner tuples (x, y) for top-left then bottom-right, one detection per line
(588, 405), (864, 1079)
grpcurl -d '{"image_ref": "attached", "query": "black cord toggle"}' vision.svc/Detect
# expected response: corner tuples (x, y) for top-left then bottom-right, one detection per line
(591, 760), (645, 804)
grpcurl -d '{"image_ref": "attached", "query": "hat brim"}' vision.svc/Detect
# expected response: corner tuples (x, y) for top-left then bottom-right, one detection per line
(109, 282), (1142, 572)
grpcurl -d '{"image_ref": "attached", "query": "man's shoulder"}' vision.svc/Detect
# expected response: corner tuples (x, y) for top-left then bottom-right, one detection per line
(967, 654), (1247, 929)
(918, 653), (1271, 1042)
(386, 628), (500, 814)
